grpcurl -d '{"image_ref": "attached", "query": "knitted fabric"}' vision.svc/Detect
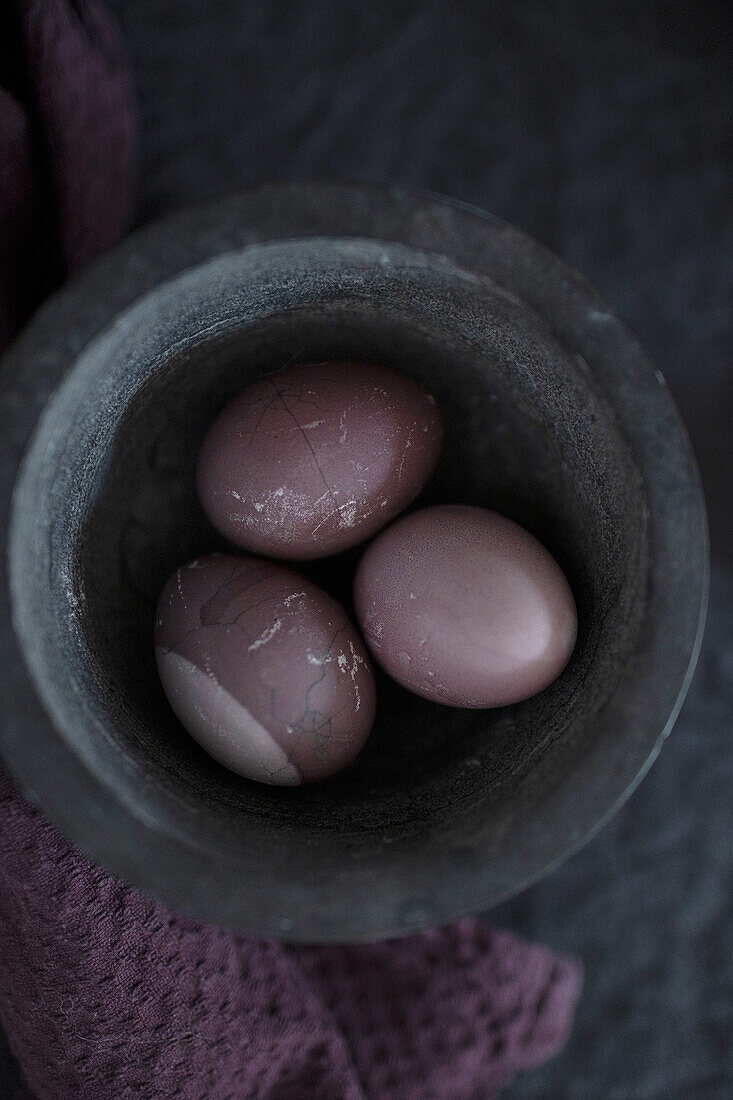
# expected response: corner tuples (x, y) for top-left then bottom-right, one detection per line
(0, 772), (581, 1100)
(0, 2), (582, 1097)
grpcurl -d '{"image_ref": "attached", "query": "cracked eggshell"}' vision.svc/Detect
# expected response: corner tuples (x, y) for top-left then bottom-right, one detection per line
(196, 360), (443, 559)
(154, 553), (376, 784)
(354, 505), (578, 708)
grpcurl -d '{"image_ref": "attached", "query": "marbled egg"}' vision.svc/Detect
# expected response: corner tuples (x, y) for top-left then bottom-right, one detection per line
(196, 360), (443, 559)
(155, 553), (376, 784)
(354, 505), (577, 708)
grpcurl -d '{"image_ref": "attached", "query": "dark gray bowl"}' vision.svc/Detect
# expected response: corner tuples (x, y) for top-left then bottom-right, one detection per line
(0, 183), (707, 942)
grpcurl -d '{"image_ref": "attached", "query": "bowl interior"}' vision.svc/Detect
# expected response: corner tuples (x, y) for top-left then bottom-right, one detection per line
(10, 236), (650, 926)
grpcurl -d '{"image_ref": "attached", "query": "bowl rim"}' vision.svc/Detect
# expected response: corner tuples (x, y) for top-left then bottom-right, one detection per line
(0, 182), (709, 941)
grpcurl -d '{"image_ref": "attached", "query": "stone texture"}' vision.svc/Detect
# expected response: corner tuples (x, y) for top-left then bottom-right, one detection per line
(0, 185), (705, 940)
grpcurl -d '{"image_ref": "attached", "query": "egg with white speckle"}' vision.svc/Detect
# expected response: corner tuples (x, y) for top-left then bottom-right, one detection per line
(155, 553), (376, 784)
(196, 360), (443, 559)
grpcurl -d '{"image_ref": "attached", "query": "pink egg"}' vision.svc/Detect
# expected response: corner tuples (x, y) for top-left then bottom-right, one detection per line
(155, 553), (376, 784)
(354, 505), (577, 708)
(196, 360), (443, 559)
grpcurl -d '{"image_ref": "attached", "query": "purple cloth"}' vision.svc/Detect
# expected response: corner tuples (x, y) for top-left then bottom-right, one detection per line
(0, 2), (582, 1097)
(0, 773), (581, 1100)
(0, 0), (134, 345)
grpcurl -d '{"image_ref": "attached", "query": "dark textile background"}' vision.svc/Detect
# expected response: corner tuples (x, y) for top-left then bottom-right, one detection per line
(3, 1), (731, 1096)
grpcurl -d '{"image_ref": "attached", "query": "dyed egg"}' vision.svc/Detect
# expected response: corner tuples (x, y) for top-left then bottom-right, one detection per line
(155, 554), (376, 783)
(354, 505), (577, 708)
(196, 360), (443, 559)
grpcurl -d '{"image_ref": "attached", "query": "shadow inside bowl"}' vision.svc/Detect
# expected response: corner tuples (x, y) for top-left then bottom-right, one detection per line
(65, 245), (648, 835)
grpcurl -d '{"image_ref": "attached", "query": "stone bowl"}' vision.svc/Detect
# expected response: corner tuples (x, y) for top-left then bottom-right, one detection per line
(0, 183), (708, 941)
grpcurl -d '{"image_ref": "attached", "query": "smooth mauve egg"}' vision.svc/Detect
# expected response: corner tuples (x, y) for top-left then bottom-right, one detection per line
(196, 360), (443, 559)
(354, 505), (577, 708)
(155, 553), (376, 784)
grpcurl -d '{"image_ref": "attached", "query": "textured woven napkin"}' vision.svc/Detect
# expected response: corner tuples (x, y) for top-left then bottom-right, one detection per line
(0, 2), (582, 1096)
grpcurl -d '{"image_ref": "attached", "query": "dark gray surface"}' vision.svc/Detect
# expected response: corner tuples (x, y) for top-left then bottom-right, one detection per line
(0, 1025), (19, 1098)
(2, 0), (730, 1095)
